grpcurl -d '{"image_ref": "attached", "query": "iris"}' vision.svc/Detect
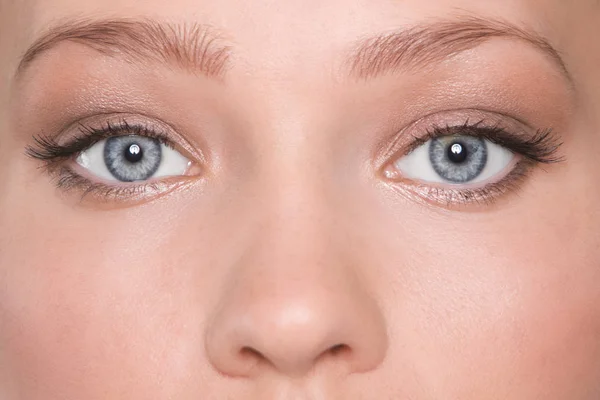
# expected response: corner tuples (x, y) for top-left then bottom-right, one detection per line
(429, 136), (487, 183)
(104, 136), (162, 182)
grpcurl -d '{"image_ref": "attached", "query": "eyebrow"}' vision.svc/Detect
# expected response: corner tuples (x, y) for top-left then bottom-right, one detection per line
(16, 18), (232, 79)
(17, 16), (570, 85)
(345, 16), (571, 83)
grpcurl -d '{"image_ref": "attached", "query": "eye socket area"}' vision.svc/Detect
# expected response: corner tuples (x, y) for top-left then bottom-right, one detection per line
(385, 134), (517, 187)
(75, 135), (192, 183)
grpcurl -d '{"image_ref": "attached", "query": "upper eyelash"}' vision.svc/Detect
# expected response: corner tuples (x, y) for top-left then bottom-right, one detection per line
(405, 119), (564, 165)
(25, 119), (172, 165)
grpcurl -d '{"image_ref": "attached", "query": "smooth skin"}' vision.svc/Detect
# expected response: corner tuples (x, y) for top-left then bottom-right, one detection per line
(1, 0), (600, 399)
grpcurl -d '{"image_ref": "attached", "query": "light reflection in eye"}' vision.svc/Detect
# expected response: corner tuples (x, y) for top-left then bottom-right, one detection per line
(77, 135), (191, 183)
(391, 135), (515, 186)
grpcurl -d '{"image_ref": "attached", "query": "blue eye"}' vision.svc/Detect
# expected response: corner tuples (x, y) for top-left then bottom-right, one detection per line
(104, 136), (162, 182)
(393, 135), (514, 185)
(429, 136), (488, 183)
(76, 135), (190, 183)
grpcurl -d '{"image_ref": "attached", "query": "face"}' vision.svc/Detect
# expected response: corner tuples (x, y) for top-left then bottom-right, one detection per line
(1, 0), (599, 398)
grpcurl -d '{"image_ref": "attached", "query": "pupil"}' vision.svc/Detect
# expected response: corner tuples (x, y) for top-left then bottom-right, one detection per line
(447, 142), (468, 164)
(124, 143), (143, 163)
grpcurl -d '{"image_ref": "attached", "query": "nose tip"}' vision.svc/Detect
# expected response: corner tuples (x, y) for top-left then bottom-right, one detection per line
(225, 302), (352, 376)
(205, 286), (387, 378)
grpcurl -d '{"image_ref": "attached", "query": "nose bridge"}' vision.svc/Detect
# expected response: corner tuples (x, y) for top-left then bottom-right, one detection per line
(204, 160), (388, 379)
(246, 141), (356, 306)
(251, 120), (338, 263)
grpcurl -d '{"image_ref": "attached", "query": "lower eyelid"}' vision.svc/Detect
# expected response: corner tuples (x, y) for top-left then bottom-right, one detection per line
(51, 165), (198, 207)
(385, 159), (519, 190)
(388, 164), (532, 208)
(381, 139), (538, 208)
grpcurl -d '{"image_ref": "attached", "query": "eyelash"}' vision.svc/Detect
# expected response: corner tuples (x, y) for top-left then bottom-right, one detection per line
(406, 120), (562, 163)
(383, 119), (563, 206)
(26, 117), (563, 206)
(27, 119), (172, 162)
(26, 119), (182, 201)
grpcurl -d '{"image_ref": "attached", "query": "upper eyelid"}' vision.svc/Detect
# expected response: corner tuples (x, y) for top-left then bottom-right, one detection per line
(406, 123), (522, 155)
(28, 113), (207, 165)
(374, 107), (542, 153)
(78, 120), (173, 147)
(374, 111), (563, 182)
(375, 109), (532, 164)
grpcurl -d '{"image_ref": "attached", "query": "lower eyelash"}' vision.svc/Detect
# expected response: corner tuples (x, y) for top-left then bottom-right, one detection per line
(381, 119), (565, 208)
(26, 118), (192, 203)
(397, 160), (533, 208)
(53, 166), (170, 202)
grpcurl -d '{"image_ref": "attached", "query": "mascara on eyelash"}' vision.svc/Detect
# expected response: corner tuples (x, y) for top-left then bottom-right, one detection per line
(25, 119), (171, 163)
(408, 119), (564, 165)
(383, 118), (565, 208)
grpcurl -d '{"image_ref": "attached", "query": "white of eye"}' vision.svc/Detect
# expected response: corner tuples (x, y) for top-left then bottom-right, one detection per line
(76, 138), (190, 182)
(393, 138), (515, 185)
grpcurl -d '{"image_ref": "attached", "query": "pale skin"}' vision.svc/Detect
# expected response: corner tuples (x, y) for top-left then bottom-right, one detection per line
(1, 0), (600, 398)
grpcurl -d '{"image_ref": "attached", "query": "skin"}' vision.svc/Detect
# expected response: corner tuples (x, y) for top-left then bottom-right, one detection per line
(1, 0), (600, 398)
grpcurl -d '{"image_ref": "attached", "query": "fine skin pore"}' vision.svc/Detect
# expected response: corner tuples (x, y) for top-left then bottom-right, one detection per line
(1, 0), (600, 399)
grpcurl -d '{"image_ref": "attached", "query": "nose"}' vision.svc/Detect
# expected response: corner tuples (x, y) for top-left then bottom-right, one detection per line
(204, 233), (388, 379)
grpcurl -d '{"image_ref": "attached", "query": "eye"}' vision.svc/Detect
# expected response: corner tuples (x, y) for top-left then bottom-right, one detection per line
(76, 135), (191, 182)
(391, 135), (515, 185)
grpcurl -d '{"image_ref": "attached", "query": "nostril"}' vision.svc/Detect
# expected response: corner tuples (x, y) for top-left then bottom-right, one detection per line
(313, 343), (353, 370)
(240, 346), (265, 361)
(328, 344), (349, 356)
(235, 346), (269, 374)
(240, 343), (353, 374)
(205, 274), (388, 378)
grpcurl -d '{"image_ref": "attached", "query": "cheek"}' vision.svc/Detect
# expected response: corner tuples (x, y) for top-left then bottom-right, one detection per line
(373, 194), (600, 397)
(0, 196), (216, 398)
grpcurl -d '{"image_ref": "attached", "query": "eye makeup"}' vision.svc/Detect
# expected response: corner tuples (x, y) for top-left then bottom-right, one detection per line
(26, 115), (203, 203)
(25, 105), (564, 209)
(379, 111), (564, 208)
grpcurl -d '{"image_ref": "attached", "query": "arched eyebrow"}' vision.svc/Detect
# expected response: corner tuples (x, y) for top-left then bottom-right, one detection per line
(16, 18), (232, 79)
(345, 16), (572, 84)
(16, 16), (571, 86)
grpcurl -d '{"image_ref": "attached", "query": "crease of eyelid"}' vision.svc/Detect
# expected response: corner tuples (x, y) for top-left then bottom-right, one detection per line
(16, 17), (233, 79)
(375, 110), (538, 167)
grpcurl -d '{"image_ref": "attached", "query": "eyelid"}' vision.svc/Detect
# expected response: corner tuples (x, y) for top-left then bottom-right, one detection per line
(50, 167), (199, 208)
(69, 114), (206, 165)
(375, 108), (563, 209)
(25, 113), (206, 207)
(28, 113), (208, 175)
(375, 108), (536, 167)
